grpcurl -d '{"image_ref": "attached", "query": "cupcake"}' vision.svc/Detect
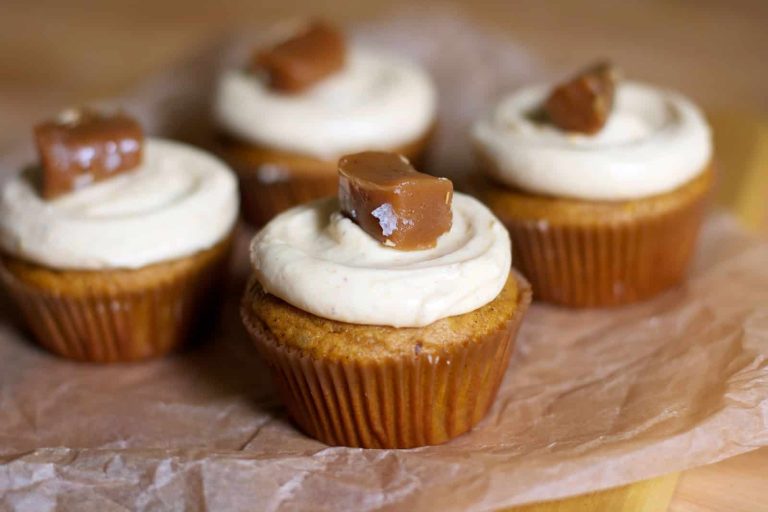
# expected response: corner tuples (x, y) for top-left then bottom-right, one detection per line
(0, 109), (239, 362)
(214, 21), (437, 226)
(471, 63), (713, 307)
(241, 151), (530, 448)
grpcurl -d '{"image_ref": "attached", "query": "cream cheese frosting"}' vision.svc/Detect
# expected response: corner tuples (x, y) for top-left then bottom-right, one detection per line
(0, 138), (238, 270)
(250, 193), (511, 328)
(472, 81), (712, 200)
(215, 47), (437, 160)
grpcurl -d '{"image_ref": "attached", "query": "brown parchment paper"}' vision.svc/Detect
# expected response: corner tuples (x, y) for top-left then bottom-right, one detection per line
(1, 10), (768, 511)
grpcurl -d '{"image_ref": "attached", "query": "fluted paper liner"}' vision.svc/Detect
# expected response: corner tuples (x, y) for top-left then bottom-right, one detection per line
(1, 10), (767, 511)
(506, 198), (707, 307)
(241, 274), (531, 448)
(0, 237), (232, 362)
(481, 169), (712, 307)
(217, 125), (434, 226)
(237, 169), (338, 227)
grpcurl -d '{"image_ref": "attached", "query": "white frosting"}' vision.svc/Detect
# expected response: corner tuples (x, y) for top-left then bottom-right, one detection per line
(0, 139), (239, 270)
(215, 47), (436, 160)
(250, 193), (511, 328)
(472, 82), (712, 200)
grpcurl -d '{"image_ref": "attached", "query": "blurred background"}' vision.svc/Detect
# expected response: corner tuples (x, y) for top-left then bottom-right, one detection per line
(1, 0), (767, 150)
(3, 0), (767, 234)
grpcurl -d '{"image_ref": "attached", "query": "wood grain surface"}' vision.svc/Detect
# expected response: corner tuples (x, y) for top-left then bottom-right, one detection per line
(514, 474), (680, 512)
(1, 1), (766, 510)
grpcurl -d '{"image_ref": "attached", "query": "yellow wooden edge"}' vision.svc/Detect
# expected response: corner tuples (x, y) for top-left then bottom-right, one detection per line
(711, 111), (768, 232)
(502, 473), (680, 512)
(733, 126), (768, 231)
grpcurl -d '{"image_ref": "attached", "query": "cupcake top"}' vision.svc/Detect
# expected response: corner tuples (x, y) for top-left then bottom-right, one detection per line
(0, 111), (238, 270)
(250, 152), (510, 328)
(215, 22), (436, 161)
(472, 78), (712, 200)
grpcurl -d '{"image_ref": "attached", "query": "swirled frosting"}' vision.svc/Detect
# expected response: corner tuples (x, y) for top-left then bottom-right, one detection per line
(250, 193), (511, 327)
(215, 47), (436, 160)
(0, 139), (238, 270)
(472, 82), (712, 200)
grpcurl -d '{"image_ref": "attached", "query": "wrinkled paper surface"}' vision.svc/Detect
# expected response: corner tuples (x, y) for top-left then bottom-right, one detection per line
(1, 11), (767, 511)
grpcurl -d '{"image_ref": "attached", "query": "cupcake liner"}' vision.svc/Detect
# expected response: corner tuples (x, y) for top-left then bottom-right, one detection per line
(0, 238), (232, 363)
(497, 183), (710, 307)
(241, 273), (531, 448)
(238, 171), (338, 227)
(217, 127), (435, 227)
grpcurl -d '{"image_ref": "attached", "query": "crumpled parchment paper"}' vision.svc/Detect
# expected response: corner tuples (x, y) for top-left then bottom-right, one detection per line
(1, 10), (767, 512)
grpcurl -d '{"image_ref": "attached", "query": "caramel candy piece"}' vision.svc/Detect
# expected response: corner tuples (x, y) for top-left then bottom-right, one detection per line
(544, 61), (618, 134)
(34, 109), (144, 199)
(253, 21), (346, 94)
(338, 151), (453, 251)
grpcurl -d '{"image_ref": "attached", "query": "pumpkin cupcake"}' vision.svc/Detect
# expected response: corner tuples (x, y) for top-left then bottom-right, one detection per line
(472, 63), (713, 307)
(214, 21), (437, 226)
(241, 151), (530, 448)
(0, 109), (238, 362)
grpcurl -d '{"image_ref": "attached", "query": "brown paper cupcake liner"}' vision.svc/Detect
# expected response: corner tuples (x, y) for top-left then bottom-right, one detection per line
(217, 126), (435, 227)
(0, 237), (232, 363)
(507, 211), (703, 307)
(485, 172), (712, 307)
(238, 172), (338, 227)
(241, 273), (531, 448)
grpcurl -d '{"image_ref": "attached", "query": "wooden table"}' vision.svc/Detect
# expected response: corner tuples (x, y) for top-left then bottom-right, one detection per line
(2, 1), (767, 510)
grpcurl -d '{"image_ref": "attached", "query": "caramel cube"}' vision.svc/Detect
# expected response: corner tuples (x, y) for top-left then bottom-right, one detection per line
(338, 152), (453, 251)
(34, 109), (144, 200)
(253, 21), (346, 94)
(544, 61), (618, 134)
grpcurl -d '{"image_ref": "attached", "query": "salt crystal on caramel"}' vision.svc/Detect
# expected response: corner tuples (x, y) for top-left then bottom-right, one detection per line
(338, 151), (453, 250)
(253, 21), (346, 94)
(544, 61), (618, 134)
(34, 109), (143, 200)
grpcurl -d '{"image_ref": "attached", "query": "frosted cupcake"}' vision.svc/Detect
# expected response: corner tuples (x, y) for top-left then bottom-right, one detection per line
(214, 21), (437, 226)
(0, 109), (239, 362)
(472, 63), (713, 307)
(241, 151), (530, 448)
